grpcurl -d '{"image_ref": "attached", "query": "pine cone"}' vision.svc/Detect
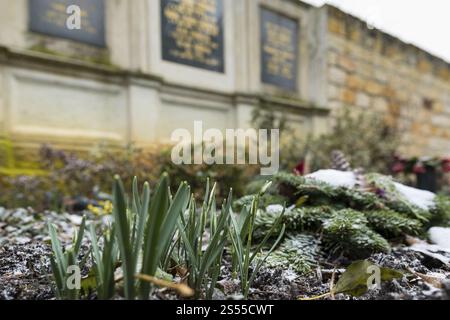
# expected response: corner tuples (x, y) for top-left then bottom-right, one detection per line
(331, 150), (352, 171)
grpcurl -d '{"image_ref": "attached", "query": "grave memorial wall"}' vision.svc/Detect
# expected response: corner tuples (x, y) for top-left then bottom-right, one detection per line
(1, 0), (447, 158)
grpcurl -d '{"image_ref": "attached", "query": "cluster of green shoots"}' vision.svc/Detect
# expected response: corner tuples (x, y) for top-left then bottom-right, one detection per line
(48, 174), (285, 300)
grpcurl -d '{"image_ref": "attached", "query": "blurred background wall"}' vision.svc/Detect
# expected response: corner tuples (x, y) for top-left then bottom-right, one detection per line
(0, 0), (448, 158)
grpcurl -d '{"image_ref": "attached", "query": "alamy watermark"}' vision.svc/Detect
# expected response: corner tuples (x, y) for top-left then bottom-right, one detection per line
(66, 265), (81, 290)
(66, 5), (81, 30)
(171, 121), (280, 175)
(367, 265), (382, 291)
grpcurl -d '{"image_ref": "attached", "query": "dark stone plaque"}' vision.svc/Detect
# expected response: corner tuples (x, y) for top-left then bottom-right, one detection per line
(29, 0), (106, 47)
(260, 8), (299, 90)
(161, 0), (225, 73)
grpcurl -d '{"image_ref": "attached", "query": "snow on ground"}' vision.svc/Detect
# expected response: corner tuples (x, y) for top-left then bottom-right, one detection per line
(393, 182), (435, 210)
(306, 170), (357, 188)
(429, 227), (450, 250)
(306, 170), (436, 209)
(265, 204), (295, 214)
(265, 204), (285, 214)
(410, 241), (450, 265)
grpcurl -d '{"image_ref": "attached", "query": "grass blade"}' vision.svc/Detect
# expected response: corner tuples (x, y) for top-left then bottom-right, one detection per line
(112, 176), (134, 299)
(73, 216), (86, 256)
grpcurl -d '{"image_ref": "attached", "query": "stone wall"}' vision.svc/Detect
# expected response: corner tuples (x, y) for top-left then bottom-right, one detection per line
(0, 0), (448, 162)
(325, 5), (450, 157)
(0, 0), (330, 158)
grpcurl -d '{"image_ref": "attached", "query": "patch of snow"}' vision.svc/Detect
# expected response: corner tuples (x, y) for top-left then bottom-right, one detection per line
(266, 204), (285, 214)
(102, 215), (113, 225)
(283, 269), (298, 282)
(306, 170), (356, 188)
(287, 205), (296, 211)
(305, 169), (436, 210)
(410, 242), (450, 266)
(429, 227), (450, 250)
(422, 284), (442, 296)
(68, 215), (83, 225)
(15, 237), (31, 245)
(265, 204), (295, 214)
(393, 182), (435, 210)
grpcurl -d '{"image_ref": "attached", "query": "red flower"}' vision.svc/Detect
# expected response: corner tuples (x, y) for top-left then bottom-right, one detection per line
(413, 162), (426, 174)
(442, 158), (450, 173)
(391, 162), (405, 174)
(293, 160), (305, 176)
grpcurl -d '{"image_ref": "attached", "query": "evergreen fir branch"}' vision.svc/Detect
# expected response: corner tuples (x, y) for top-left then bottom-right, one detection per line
(364, 210), (422, 237)
(250, 172), (446, 259)
(274, 172), (430, 221)
(254, 206), (333, 238)
(322, 209), (390, 257)
(428, 194), (450, 227)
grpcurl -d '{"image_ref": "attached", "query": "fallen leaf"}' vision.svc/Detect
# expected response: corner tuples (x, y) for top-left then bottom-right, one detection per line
(334, 260), (403, 297)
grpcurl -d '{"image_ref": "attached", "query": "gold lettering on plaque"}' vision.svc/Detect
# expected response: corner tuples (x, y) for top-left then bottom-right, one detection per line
(164, 0), (221, 68)
(263, 21), (296, 80)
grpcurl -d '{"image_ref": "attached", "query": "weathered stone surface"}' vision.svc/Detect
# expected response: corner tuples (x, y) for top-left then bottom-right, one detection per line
(0, 0), (322, 150)
(326, 5), (450, 157)
(356, 92), (371, 108)
(329, 67), (347, 84)
(348, 74), (365, 90)
(373, 97), (388, 112)
(0, 0), (448, 159)
(337, 56), (356, 72)
(328, 84), (341, 100)
(364, 81), (384, 96)
(328, 17), (345, 35)
(341, 89), (356, 104)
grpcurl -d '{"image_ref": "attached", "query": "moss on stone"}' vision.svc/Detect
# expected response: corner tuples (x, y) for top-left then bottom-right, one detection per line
(29, 44), (115, 67)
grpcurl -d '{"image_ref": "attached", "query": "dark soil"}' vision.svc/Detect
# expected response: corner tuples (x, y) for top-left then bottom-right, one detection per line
(1, 208), (449, 300)
(0, 243), (54, 300)
(248, 247), (450, 300)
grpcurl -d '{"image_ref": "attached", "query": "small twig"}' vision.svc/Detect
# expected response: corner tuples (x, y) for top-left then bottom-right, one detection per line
(136, 273), (194, 298)
(321, 268), (345, 274)
(316, 266), (323, 282)
(299, 292), (332, 301)
(251, 289), (289, 297)
(330, 267), (336, 300)
(407, 268), (444, 289)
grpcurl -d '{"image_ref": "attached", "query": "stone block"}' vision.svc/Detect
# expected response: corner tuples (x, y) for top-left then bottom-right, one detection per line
(356, 92), (370, 108)
(364, 81), (384, 96)
(328, 18), (345, 35)
(328, 99), (344, 110)
(346, 74), (363, 90)
(374, 69), (388, 84)
(328, 51), (339, 66)
(341, 89), (356, 105)
(418, 59), (432, 73)
(431, 114), (450, 128)
(437, 67), (450, 81)
(329, 67), (347, 84)
(337, 55), (356, 72)
(328, 84), (341, 100)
